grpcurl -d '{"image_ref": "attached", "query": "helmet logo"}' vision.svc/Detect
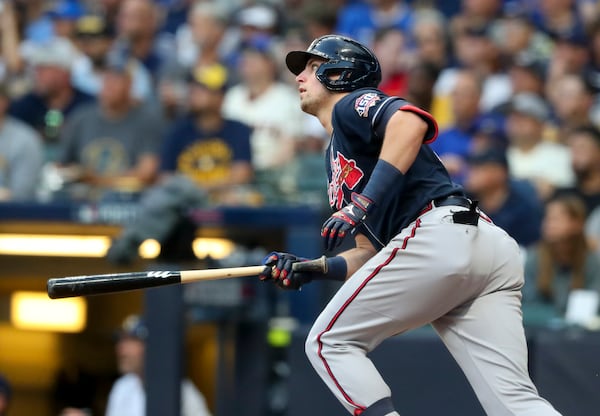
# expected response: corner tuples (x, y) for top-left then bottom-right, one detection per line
(354, 92), (380, 117)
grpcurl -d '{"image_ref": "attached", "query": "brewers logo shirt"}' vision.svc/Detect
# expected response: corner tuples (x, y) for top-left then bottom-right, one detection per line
(160, 116), (252, 187)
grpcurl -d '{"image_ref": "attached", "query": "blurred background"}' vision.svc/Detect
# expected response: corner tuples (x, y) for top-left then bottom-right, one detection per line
(0, 0), (599, 415)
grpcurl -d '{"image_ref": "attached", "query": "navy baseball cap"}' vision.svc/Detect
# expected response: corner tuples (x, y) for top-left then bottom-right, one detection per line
(467, 147), (509, 168)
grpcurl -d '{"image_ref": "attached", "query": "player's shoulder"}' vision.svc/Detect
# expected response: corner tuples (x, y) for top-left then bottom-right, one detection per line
(336, 88), (406, 119)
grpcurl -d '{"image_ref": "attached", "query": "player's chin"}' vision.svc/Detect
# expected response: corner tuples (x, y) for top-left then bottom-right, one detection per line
(300, 99), (318, 116)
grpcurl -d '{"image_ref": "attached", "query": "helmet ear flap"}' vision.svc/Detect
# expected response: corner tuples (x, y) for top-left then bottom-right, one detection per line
(316, 60), (376, 92)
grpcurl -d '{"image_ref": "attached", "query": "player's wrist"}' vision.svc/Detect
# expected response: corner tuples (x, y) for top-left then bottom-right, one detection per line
(360, 159), (405, 210)
(311, 256), (347, 281)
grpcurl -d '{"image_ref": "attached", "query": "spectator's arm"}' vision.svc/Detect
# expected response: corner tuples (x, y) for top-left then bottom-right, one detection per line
(1, 1), (24, 74)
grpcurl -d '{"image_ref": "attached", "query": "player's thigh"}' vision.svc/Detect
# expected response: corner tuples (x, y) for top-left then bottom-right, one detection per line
(309, 220), (485, 352)
(432, 290), (538, 415)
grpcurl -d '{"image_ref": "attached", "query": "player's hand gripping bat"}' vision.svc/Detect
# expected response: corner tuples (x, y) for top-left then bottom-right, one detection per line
(46, 256), (327, 299)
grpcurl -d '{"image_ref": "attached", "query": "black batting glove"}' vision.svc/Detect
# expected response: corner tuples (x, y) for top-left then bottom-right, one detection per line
(259, 252), (312, 290)
(321, 192), (374, 251)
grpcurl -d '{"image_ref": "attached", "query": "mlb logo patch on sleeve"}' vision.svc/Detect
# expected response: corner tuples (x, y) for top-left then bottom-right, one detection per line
(354, 92), (380, 117)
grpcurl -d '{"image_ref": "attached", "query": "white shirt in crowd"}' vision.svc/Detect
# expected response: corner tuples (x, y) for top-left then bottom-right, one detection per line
(507, 141), (575, 188)
(105, 373), (212, 416)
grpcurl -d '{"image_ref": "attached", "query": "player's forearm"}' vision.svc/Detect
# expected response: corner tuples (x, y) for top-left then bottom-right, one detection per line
(337, 234), (377, 279)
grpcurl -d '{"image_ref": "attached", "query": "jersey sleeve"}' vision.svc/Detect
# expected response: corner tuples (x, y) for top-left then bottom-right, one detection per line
(333, 89), (438, 144)
(332, 89), (389, 144)
(372, 98), (439, 144)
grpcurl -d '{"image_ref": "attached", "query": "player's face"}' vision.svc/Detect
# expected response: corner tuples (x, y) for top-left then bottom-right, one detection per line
(294, 58), (330, 116)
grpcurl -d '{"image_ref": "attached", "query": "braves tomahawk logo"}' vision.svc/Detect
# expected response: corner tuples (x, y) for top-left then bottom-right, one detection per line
(328, 151), (364, 209)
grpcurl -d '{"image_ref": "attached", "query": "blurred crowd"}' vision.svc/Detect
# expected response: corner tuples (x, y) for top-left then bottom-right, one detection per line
(0, 0), (600, 322)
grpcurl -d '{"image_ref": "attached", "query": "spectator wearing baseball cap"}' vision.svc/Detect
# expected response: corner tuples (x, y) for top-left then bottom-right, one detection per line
(548, 74), (596, 142)
(47, 0), (87, 41)
(546, 28), (590, 90)
(222, 34), (305, 203)
(509, 52), (547, 96)
(464, 146), (542, 247)
(56, 46), (165, 194)
(71, 14), (153, 102)
(0, 80), (45, 201)
(104, 315), (212, 416)
(10, 37), (94, 161)
(505, 92), (575, 199)
(106, 62), (255, 264)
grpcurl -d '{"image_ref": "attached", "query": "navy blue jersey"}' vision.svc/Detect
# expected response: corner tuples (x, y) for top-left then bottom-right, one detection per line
(326, 88), (464, 249)
(160, 116), (252, 186)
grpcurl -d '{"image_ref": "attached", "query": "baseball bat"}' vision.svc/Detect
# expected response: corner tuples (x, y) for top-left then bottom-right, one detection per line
(46, 256), (327, 299)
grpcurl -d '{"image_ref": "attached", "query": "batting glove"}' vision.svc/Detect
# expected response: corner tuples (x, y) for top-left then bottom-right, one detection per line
(321, 192), (373, 251)
(259, 252), (312, 290)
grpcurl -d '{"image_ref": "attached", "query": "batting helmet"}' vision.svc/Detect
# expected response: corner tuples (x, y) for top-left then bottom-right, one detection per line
(286, 35), (382, 92)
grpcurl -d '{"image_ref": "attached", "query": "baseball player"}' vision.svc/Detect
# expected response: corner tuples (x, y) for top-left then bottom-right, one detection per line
(259, 35), (562, 416)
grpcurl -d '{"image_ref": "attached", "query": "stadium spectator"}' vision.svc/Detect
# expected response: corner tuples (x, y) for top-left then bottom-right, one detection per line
(430, 69), (484, 183)
(0, 80), (44, 201)
(107, 63), (254, 264)
(171, 2), (233, 73)
(164, 1), (234, 118)
(434, 21), (512, 115)
(522, 194), (600, 325)
(299, 1), (338, 41)
(47, 0), (86, 42)
(222, 37), (304, 203)
(159, 64), (254, 204)
(508, 52), (548, 98)
(464, 146), (543, 247)
(492, 51), (548, 120)
(106, 315), (212, 416)
(371, 27), (411, 97)
(115, 0), (174, 81)
(9, 36), (93, 161)
(505, 92), (574, 199)
(57, 52), (164, 193)
(545, 30), (590, 89)
(494, 8), (553, 62)
(412, 8), (450, 73)
(405, 59), (440, 112)
(554, 125), (600, 213)
(547, 74), (596, 140)
(71, 14), (153, 103)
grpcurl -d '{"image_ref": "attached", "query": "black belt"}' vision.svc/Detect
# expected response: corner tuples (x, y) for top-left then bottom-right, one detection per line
(433, 195), (472, 209)
(432, 195), (479, 225)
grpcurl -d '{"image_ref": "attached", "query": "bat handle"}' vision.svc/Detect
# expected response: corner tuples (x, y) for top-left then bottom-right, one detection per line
(292, 255), (327, 274)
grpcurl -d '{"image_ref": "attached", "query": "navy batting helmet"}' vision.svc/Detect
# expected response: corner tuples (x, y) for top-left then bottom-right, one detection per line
(286, 35), (381, 92)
